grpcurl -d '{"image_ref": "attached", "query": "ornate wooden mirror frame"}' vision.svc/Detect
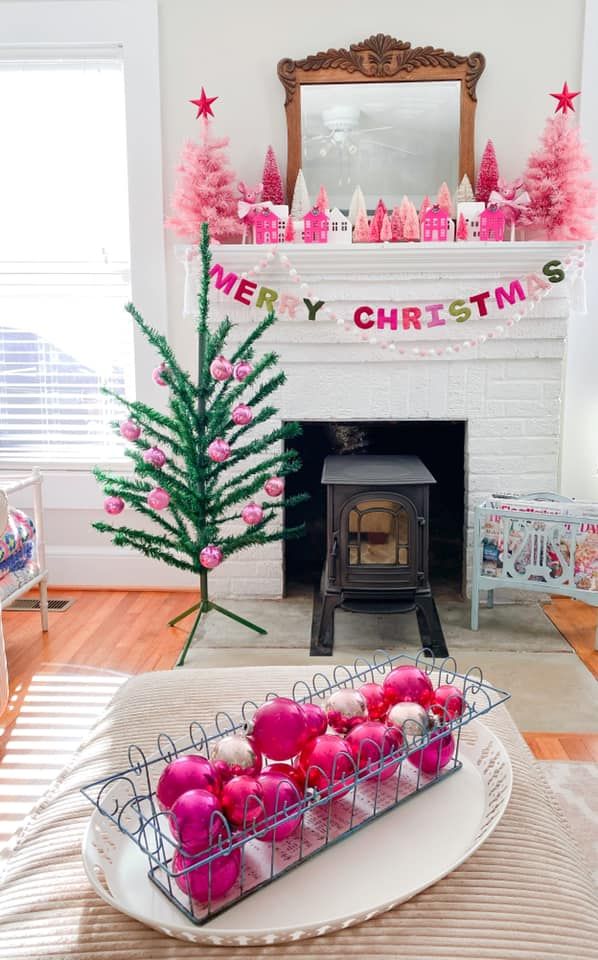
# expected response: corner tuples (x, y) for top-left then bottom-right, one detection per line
(278, 34), (485, 202)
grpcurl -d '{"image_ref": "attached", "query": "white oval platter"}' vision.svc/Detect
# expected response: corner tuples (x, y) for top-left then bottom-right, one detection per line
(82, 720), (512, 947)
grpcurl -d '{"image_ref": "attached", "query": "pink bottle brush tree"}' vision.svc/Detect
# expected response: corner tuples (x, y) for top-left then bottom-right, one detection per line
(261, 145), (285, 204)
(524, 114), (597, 240)
(475, 140), (500, 203)
(166, 91), (241, 241)
(353, 209), (370, 242)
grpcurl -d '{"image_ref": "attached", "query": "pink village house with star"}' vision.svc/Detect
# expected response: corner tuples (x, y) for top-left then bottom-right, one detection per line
(421, 204), (449, 242)
(303, 206), (329, 243)
(479, 204), (506, 241)
(252, 208), (281, 244)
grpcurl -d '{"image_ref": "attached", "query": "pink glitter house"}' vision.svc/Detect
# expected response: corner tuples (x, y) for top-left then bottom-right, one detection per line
(303, 207), (329, 243)
(253, 208), (281, 244)
(421, 204), (449, 242)
(479, 204), (506, 241)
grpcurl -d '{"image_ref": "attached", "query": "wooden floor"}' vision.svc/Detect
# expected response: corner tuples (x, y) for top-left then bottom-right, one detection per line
(0, 589), (596, 848)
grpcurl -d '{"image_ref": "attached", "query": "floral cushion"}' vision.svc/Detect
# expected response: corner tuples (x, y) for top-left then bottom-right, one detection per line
(0, 508), (36, 578)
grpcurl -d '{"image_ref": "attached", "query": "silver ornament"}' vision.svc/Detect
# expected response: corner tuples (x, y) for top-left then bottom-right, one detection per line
(210, 733), (262, 780)
(387, 702), (429, 746)
(325, 688), (368, 733)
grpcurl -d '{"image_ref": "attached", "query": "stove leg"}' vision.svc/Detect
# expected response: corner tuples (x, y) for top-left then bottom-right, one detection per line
(311, 593), (339, 656)
(416, 596), (448, 659)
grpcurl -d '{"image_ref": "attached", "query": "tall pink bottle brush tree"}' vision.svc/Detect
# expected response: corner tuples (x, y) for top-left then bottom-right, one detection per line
(261, 145), (285, 205)
(475, 140), (500, 203)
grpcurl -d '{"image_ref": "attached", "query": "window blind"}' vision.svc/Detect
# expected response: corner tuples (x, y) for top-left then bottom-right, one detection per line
(0, 55), (134, 461)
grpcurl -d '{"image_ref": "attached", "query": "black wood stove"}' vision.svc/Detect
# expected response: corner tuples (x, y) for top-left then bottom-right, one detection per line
(311, 455), (448, 657)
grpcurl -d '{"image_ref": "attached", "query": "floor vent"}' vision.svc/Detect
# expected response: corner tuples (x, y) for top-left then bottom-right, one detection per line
(7, 597), (74, 612)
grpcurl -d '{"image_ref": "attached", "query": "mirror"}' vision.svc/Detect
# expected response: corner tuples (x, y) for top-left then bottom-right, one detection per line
(301, 81), (460, 212)
(278, 34), (485, 213)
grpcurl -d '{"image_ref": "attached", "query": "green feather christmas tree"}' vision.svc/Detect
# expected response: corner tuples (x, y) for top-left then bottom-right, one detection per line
(93, 223), (307, 663)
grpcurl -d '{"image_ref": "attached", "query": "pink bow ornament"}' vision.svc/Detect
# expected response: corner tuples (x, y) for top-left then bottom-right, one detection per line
(489, 180), (531, 239)
(237, 200), (276, 222)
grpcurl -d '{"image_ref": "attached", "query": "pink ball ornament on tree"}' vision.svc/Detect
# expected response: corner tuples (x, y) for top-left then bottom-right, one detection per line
(251, 697), (310, 761)
(231, 403), (253, 426)
(221, 775), (264, 828)
(173, 847), (240, 903)
(382, 665), (435, 708)
(241, 502), (264, 526)
(169, 788), (224, 854)
(264, 476), (284, 497)
(301, 702), (328, 739)
(298, 733), (355, 799)
(143, 446), (167, 469)
(104, 496), (125, 516)
(207, 438), (231, 463)
(119, 419), (141, 442)
(358, 682), (389, 721)
(233, 360), (253, 381)
(325, 688), (368, 733)
(152, 362), (168, 386)
(147, 487), (170, 511)
(346, 721), (402, 781)
(156, 755), (221, 811)
(211, 733), (262, 781)
(210, 355), (233, 381)
(199, 544), (223, 569)
(255, 771), (302, 842)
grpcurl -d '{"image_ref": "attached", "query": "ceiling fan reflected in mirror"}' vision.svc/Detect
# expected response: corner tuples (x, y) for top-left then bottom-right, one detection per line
(305, 105), (415, 159)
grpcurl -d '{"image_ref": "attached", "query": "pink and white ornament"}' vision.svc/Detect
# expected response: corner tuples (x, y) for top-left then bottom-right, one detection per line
(104, 496), (125, 516)
(157, 755), (221, 811)
(231, 403), (253, 426)
(221, 775), (264, 828)
(301, 702), (328, 739)
(251, 697), (310, 761)
(241, 502), (264, 526)
(210, 355), (233, 381)
(325, 688), (367, 733)
(386, 701), (429, 746)
(143, 446), (167, 469)
(264, 476), (284, 498)
(173, 847), (240, 903)
(211, 733), (262, 781)
(346, 721), (402, 781)
(358, 682), (389, 721)
(233, 360), (253, 381)
(169, 788), (224, 854)
(152, 363), (168, 386)
(199, 544), (223, 569)
(298, 733), (355, 799)
(408, 732), (455, 774)
(256, 771), (302, 842)
(382, 665), (434, 708)
(147, 487), (170, 511)
(207, 438), (231, 463)
(119, 419), (141, 442)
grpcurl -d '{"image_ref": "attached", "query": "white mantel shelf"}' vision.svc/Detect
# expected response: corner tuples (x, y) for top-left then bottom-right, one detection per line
(181, 241), (582, 279)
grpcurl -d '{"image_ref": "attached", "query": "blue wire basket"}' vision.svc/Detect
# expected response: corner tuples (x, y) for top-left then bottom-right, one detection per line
(81, 649), (510, 926)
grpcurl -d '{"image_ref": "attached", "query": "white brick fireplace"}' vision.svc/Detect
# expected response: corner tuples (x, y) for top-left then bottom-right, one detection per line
(185, 241), (578, 599)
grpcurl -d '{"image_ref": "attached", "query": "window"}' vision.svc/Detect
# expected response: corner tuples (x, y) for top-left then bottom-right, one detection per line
(0, 53), (133, 460)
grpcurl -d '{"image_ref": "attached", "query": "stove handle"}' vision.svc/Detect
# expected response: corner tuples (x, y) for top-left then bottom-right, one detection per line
(330, 531), (339, 580)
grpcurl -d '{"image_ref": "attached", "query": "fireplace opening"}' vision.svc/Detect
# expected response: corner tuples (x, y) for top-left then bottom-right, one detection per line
(284, 421), (466, 597)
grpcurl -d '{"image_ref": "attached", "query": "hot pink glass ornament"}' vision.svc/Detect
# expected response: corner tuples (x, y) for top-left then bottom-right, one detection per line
(233, 359), (253, 381)
(264, 476), (284, 497)
(325, 688), (367, 733)
(358, 682), (389, 721)
(408, 732), (455, 774)
(382, 665), (435, 708)
(345, 721), (402, 781)
(231, 403), (253, 426)
(209, 354), (233, 381)
(119, 419), (141, 441)
(143, 446), (167, 469)
(169, 788), (224, 854)
(211, 733), (262, 781)
(147, 487), (170, 510)
(255, 771), (302, 842)
(207, 438), (231, 462)
(173, 847), (240, 903)
(301, 702), (328, 739)
(104, 496), (125, 515)
(251, 697), (310, 761)
(152, 363), (168, 386)
(199, 544), (223, 569)
(266, 763), (305, 794)
(156, 755), (221, 811)
(431, 684), (465, 722)
(221, 775), (264, 828)
(241, 502), (264, 526)
(298, 733), (355, 798)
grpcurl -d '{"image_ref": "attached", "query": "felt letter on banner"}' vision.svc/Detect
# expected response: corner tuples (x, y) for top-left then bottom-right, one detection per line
(542, 260), (565, 283)
(209, 263), (238, 295)
(495, 280), (526, 310)
(256, 287), (278, 310)
(354, 306), (375, 329)
(469, 291), (491, 317)
(526, 273), (551, 298)
(279, 293), (300, 318)
(303, 298), (325, 322)
(425, 304), (446, 328)
(377, 308), (398, 330)
(234, 279), (257, 305)
(449, 299), (471, 323)
(402, 306), (422, 330)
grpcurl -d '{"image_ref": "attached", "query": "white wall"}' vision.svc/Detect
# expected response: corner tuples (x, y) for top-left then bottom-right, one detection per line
(158, 0), (586, 361)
